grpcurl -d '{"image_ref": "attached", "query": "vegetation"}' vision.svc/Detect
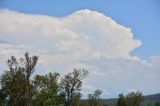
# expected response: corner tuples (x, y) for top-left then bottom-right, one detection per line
(117, 93), (127, 106)
(117, 91), (143, 106)
(104, 93), (160, 106)
(0, 53), (38, 106)
(0, 53), (159, 106)
(32, 72), (62, 106)
(87, 89), (103, 106)
(60, 69), (88, 106)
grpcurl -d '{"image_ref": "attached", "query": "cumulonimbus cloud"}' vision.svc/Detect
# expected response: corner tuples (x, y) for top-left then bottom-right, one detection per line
(0, 9), (141, 59)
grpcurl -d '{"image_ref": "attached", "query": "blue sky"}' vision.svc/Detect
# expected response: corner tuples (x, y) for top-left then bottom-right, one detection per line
(0, 0), (160, 59)
(0, 0), (160, 98)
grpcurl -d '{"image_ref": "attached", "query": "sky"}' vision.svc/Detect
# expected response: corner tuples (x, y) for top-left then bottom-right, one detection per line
(0, 0), (160, 98)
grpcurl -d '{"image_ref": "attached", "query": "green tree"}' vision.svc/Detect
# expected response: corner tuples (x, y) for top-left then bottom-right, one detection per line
(87, 89), (103, 106)
(117, 93), (127, 106)
(0, 53), (38, 106)
(126, 91), (144, 106)
(147, 103), (152, 106)
(71, 93), (82, 106)
(0, 89), (7, 106)
(32, 72), (64, 106)
(60, 69), (88, 106)
(155, 102), (160, 106)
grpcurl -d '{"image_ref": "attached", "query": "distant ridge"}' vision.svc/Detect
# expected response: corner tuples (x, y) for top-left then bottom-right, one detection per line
(102, 93), (160, 106)
(143, 93), (160, 106)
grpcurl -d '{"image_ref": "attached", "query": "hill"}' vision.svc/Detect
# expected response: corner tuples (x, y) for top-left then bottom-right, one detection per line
(103, 93), (160, 106)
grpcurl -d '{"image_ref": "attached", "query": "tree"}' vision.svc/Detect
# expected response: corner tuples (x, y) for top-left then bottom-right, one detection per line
(32, 72), (63, 106)
(117, 93), (127, 106)
(147, 103), (152, 106)
(88, 89), (103, 106)
(126, 91), (144, 106)
(71, 93), (82, 106)
(0, 89), (7, 106)
(155, 102), (160, 106)
(0, 53), (38, 106)
(117, 91), (144, 106)
(60, 69), (88, 106)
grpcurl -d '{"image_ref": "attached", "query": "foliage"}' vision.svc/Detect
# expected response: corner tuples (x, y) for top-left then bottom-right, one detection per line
(32, 72), (63, 106)
(117, 93), (127, 106)
(155, 102), (160, 106)
(126, 91), (144, 106)
(0, 53), (89, 106)
(0, 53), (38, 106)
(117, 91), (144, 106)
(87, 89), (103, 106)
(60, 69), (88, 106)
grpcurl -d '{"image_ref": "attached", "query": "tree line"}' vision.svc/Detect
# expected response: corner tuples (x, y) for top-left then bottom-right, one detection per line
(0, 53), (159, 106)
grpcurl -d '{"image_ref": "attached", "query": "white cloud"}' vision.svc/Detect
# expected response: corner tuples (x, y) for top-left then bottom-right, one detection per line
(81, 57), (160, 97)
(0, 9), (159, 98)
(0, 9), (141, 59)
